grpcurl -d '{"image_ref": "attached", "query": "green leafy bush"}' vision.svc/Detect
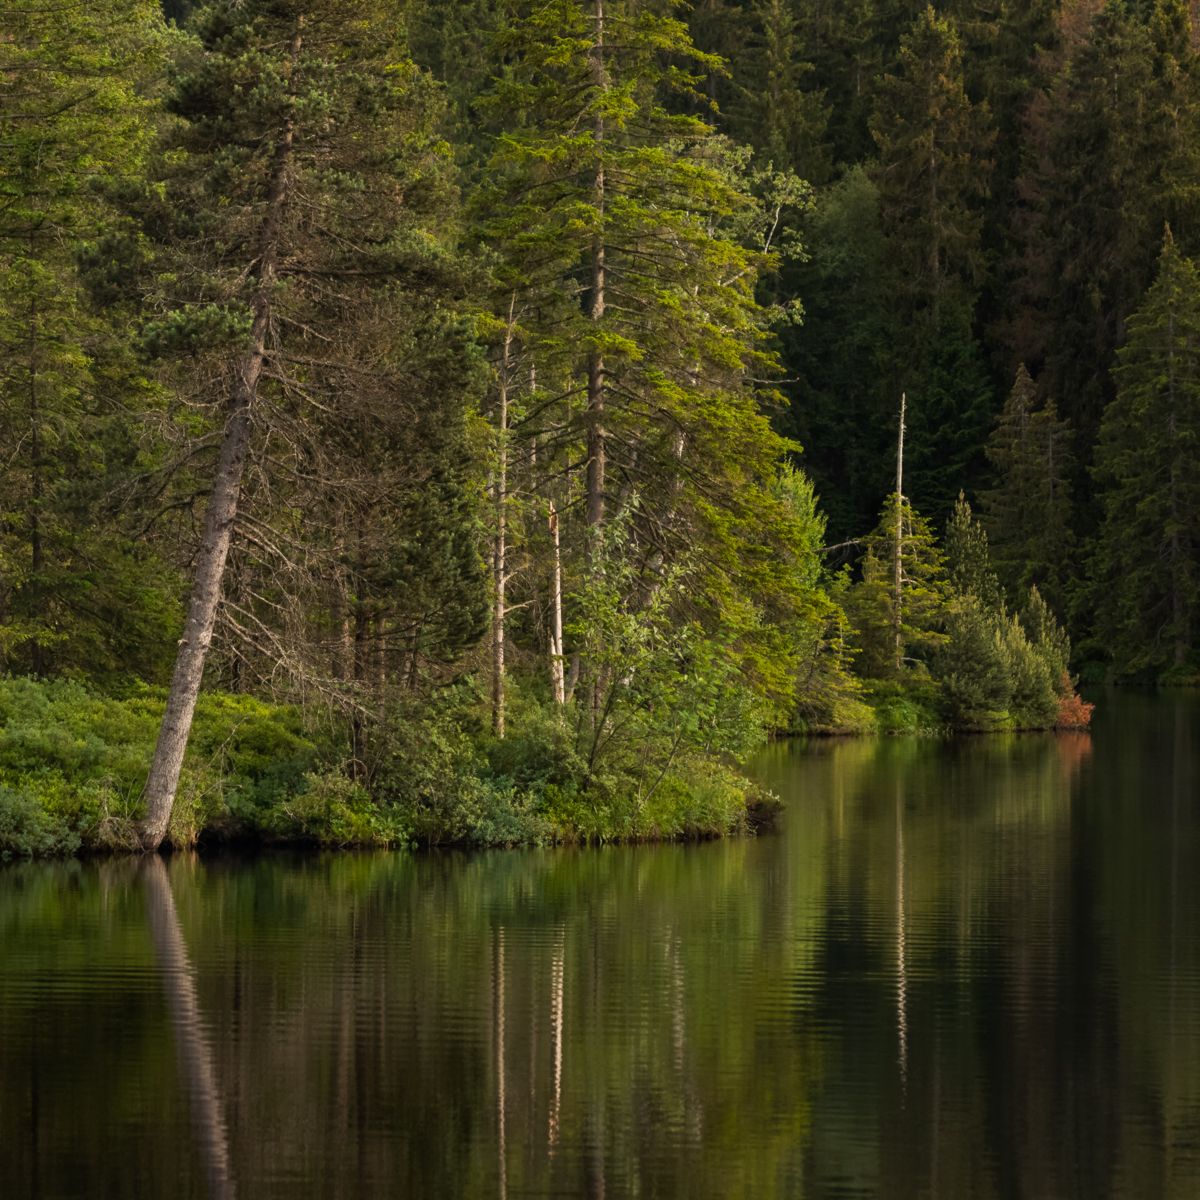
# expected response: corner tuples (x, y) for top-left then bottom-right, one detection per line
(0, 787), (80, 860)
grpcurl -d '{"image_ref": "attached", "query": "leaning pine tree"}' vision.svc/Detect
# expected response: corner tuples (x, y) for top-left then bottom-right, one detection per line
(137, 1), (470, 850)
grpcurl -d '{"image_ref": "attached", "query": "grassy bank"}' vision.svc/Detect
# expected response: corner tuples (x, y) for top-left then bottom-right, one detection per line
(0, 678), (769, 861)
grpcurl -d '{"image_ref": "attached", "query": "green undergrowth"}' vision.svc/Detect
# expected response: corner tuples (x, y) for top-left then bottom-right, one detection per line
(0, 678), (766, 861)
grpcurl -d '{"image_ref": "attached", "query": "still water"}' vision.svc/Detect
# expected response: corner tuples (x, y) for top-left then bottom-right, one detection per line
(1, 693), (1198, 1199)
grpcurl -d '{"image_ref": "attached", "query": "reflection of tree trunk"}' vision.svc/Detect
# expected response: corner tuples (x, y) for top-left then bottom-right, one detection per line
(549, 504), (566, 706)
(893, 393), (906, 674)
(144, 857), (236, 1200)
(895, 784), (908, 1094)
(1167, 700), (1183, 1181)
(494, 927), (507, 1200)
(549, 931), (565, 1150)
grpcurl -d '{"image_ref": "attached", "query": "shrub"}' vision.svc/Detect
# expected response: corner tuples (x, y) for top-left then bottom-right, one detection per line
(1055, 675), (1095, 730)
(0, 787), (80, 860)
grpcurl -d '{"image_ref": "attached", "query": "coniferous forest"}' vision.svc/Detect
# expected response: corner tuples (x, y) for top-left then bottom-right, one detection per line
(1, 0), (1195, 857)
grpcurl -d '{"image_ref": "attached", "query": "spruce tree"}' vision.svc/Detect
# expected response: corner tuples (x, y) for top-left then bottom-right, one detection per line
(0, 1), (173, 678)
(725, 0), (832, 184)
(945, 492), (1003, 611)
(476, 0), (817, 758)
(982, 365), (1075, 611)
(846, 494), (948, 680)
(1093, 228), (1200, 674)
(136, 0), (480, 848)
(869, 5), (994, 331)
(1012, 1), (1200, 455)
(868, 6), (996, 522)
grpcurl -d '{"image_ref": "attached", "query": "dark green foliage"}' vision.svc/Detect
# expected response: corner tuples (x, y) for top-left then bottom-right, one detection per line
(982, 365), (1075, 612)
(0, 2), (181, 680)
(870, 6), (994, 331)
(1010, 1), (1200, 455)
(785, 166), (893, 541)
(1093, 229), (1200, 675)
(945, 492), (1004, 611)
(903, 318), (997, 521)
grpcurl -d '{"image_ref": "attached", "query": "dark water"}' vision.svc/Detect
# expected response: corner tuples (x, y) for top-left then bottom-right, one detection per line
(1, 695), (1198, 1199)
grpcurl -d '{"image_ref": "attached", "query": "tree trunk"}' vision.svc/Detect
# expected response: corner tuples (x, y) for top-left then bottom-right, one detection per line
(893, 392), (906, 674)
(27, 290), (45, 677)
(492, 306), (515, 738)
(583, 0), (607, 729)
(549, 502), (565, 705)
(139, 24), (301, 851)
(1167, 310), (1188, 666)
(586, 0), (607, 537)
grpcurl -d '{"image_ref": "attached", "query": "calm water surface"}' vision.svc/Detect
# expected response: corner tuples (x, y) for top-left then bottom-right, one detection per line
(2, 693), (1198, 1198)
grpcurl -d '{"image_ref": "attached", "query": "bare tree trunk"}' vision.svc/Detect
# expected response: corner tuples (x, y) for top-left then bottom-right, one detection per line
(549, 503), (566, 706)
(27, 290), (45, 677)
(140, 25), (301, 851)
(893, 392), (906, 674)
(330, 512), (352, 682)
(492, 304), (515, 738)
(582, 0), (607, 730)
(1167, 310), (1188, 666)
(586, 0), (607, 538)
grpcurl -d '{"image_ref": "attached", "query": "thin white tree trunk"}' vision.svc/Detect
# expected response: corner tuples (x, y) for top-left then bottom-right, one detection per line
(493, 303), (516, 737)
(549, 502), (565, 705)
(893, 392), (906, 674)
(586, 0), (607, 538)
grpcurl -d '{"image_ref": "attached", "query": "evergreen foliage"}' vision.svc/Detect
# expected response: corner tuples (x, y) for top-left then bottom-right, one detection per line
(845, 494), (949, 681)
(1093, 228), (1200, 675)
(982, 365), (1075, 611)
(5, 0), (1164, 858)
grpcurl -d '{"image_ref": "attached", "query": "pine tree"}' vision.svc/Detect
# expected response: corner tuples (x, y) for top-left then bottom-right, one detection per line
(135, 0), (482, 848)
(725, 0), (833, 184)
(1093, 228), (1200, 674)
(1011, 1), (1200, 456)
(476, 0), (817, 762)
(945, 492), (1004, 610)
(0, 2), (174, 678)
(846, 494), (948, 680)
(869, 5), (994, 331)
(868, 6), (997, 523)
(981, 365), (1075, 610)
(783, 166), (893, 542)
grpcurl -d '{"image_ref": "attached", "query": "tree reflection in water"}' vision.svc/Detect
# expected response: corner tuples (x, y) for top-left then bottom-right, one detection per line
(144, 855), (236, 1200)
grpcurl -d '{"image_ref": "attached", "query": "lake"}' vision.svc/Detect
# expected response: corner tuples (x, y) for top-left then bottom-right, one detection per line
(1, 692), (1197, 1198)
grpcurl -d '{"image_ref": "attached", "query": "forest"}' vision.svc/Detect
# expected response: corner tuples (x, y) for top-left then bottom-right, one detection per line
(0, 0), (1194, 857)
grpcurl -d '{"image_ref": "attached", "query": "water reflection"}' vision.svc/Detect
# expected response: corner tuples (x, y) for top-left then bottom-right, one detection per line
(143, 856), (236, 1200)
(0, 694), (1197, 1198)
